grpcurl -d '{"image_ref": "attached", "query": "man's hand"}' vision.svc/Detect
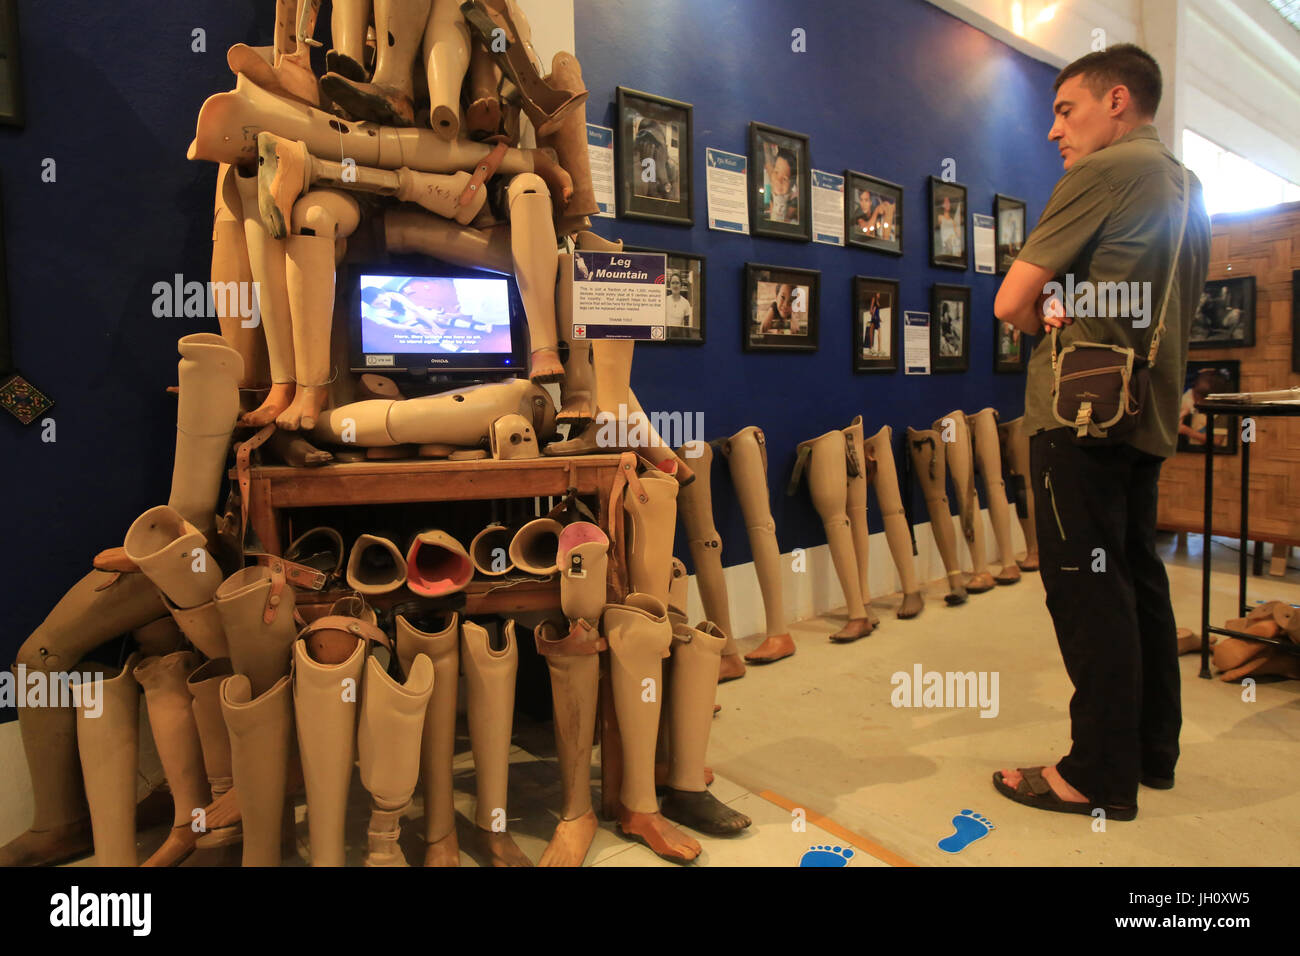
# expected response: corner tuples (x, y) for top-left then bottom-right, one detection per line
(1039, 291), (1072, 331)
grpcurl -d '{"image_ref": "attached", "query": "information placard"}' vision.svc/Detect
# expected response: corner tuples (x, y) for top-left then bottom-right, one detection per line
(973, 212), (996, 274)
(904, 310), (931, 375)
(571, 251), (667, 340)
(705, 147), (750, 234)
(811, 169), (845, 246)
(587, 123), (616, 218)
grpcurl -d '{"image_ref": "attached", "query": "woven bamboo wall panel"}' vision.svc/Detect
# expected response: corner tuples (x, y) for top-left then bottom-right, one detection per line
(1157, 201), (1300, 545)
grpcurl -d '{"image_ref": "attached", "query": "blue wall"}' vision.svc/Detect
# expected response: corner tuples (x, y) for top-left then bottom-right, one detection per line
(574, 0), (1062, 568)
(0, 0), (1063, 676)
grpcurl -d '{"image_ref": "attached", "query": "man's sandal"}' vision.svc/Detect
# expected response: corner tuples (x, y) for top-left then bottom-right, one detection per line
(992, 767), (1138, 821)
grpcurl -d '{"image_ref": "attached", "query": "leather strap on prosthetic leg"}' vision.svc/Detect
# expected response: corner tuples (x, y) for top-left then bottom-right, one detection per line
(214, 564), (297, 698)
(358, 652), (435, 867)
(394, 612), (461, 864)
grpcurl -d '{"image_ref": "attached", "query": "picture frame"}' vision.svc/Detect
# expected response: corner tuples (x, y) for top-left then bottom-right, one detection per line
(744, 263), (819, 352)
(1190, 275), (1256, 350)
(615, 87), (693, 226)
(929, 177), (969, 270)
(624, 246), (706, 345)
(993, 320), (1026, 373)
(0, 0), (24, 128)
(930, 284), (970, 372)
(748, 122), (812, 241)
(844, 171), (903, 256)
(994, 194), (1026, 274)
(1177, 359), (1241, 455)
(852, 276), (900, 373)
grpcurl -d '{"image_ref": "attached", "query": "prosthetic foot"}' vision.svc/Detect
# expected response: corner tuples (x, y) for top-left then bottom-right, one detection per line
(535, 619), (604, 866)
(605, 594), (700, 862)
(75, 654), (141, 866)
(864, 425), (924, 618)
(135, 652), (212, 867)
(321, 0), (432, 126)
(842, 417), (880, 626)
(462, 620), (532, 866)
(394, 612), (461, 866)
(719, 427), (794, 663)
(358, 650), (434, 867)
(934, 410), (994, 592)
(791, 430), (872, 640)
(969, 408), (1021, 584)
(906, 428), (967, 605)
(999, 415), (1039, 571)
(660, 623), (751, 835)
(328, 0), (372, 80)
(465, 26), (502, 137)
(293, 630), (365, 866)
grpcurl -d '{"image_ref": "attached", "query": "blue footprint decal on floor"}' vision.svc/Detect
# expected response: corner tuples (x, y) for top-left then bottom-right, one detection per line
(800, 845), (855, 867)
(937, 809), (995, 853)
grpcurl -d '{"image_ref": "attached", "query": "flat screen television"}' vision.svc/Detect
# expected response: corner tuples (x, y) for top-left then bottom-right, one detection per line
(348, 264), (528, 378)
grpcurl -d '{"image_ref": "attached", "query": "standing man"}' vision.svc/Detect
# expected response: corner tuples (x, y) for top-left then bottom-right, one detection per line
(992, 44), (1211, 820)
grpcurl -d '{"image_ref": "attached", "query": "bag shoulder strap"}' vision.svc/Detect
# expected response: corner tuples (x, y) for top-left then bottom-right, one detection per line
(1147, 164), (1192, 369)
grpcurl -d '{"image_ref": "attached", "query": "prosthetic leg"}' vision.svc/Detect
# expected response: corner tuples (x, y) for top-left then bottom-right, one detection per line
(605, 593), (700, 861)
(906, 427), (967, 605)
(292, 631), (365, 866)
(968, 408), (1021, 585)
(124, 506), (224, 612)
(278, 189), (361, 430)
(791, 430), (872, 640)
(135, 651), (212, 867)
(235, 170), (296, 426)
(719, 426), (793, 663)
(933, 410), (995, 592)
(228, 0), (322, 106)
(462, 620), (531, 865)
(673, 439), (744, 680)
(538, 52), (598, 229)
(171, 333), (244, 532)
(394, 613), (461, 866)
(554, 252), (593, 426)
(75, 654), (141, 866)
(0, 569), (163, 867)
(841, 416), (880, 627)
(507, 173), (563, 383)
(998, 415), (1039, 571)
(186, 659), (242, 850)
(864, 425), (924, 618)
(660, 622), (751, 834)
(346, 534), (408, 594)
(328, 0), (372, 79)
(213, 566), (297, 698)
(322, 0), (431, 127)
(221, 673), (293, 866)
(623, 463), (680, 605)
(358, 648), (434, 867)
(424, 0), (470, 138)
(465, 18), (502, 136)
(212, 163), (269, 388)
(535, 618), (604, 866)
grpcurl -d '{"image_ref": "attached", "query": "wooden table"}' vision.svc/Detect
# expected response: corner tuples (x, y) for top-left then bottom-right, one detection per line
(232, 451), (630, 819)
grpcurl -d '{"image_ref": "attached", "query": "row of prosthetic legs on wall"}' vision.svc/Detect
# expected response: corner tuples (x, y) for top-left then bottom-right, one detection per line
(788, 409), (1040, 639)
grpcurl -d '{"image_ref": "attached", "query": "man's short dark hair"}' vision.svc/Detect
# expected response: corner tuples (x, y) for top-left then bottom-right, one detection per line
(1054, 43), (1162, 118)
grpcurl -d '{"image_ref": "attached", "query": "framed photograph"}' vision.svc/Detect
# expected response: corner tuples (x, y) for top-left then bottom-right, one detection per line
(930, 284), (970, 372)
(844, 171), (903, 256)
(1178, 359), (1241, 455)
(852, 276), (899, 373)
(993, 321), (1026, 373)
(624, 247), (706, 345)
(744, 264), (819, 352)
(0, 0), (23, 127)
(929, 177), (968, 270)
(994, 194), (1026, 274)
(615, 87), (693, 226)
(1190, 275), (1256, 349)
(748, 122), (812, 241)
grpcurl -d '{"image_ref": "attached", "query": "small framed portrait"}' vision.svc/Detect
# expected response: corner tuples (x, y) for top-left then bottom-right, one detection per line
(1190, 275), (1256, 349)
(993, 321), (1026, 373)
(994, 194), (1026, 274)
(929, 177), (969, 270)
(744, 263), (819, 352)
(930, 284), (970, 372)
(1178, 359), (1241, 455)
(845, 171), (903, 256)
(625, 247), (706, 345)
(852, 276), (900, 373)
(748, 122), (812, 241)
(615, 87), (693, 226)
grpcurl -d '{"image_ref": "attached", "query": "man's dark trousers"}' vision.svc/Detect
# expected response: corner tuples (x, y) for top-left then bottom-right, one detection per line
(1030, 428), (1182, 807)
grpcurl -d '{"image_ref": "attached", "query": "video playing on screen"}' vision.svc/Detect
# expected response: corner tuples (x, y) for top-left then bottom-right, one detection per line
(359, 274), (513, 355)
